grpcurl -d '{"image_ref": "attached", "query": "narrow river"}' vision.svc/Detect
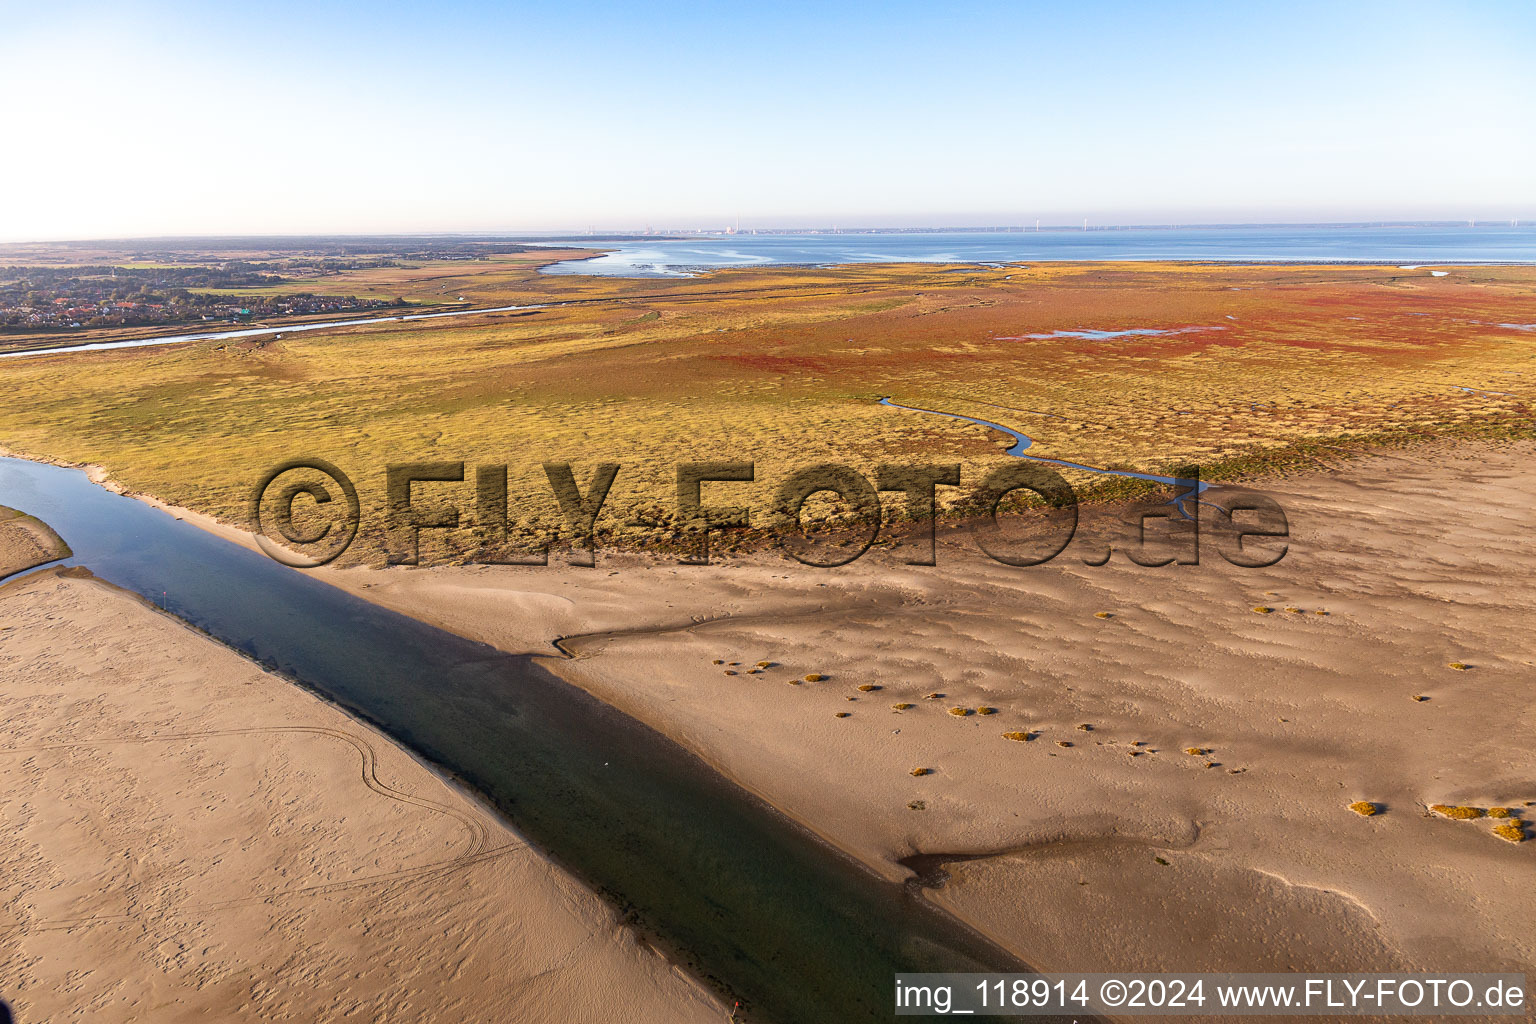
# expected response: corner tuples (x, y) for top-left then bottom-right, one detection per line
(0, 456), (1071, 1023)
(880, 397), (1210, 517)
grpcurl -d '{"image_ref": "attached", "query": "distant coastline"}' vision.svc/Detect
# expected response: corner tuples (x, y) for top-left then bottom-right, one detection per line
(536, 225), (1536, 277)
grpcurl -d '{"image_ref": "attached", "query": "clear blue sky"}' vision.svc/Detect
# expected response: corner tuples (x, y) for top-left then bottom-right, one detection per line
(3, 0), (1533, 239)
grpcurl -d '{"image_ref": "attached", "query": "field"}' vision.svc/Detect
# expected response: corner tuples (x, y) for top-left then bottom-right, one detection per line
(0, 245), (1531, 563)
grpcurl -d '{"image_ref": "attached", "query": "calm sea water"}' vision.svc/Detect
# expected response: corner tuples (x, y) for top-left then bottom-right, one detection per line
(541, 226), (1536, 277)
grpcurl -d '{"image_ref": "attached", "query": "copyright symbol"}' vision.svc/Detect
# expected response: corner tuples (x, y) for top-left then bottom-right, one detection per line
(1100, 979), (1127, 1007)
(250, 459), (359, 568)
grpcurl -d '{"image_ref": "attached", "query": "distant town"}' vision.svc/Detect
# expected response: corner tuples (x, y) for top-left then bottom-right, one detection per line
(0, 263), (399, 332)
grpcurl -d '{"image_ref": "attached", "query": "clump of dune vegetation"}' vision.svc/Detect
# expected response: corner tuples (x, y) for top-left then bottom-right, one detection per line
(1411, 694), (1429, 702)
(891, 702), (914, 710)
(948, 707), (973, 717)
(1349, 801), (1380, 817)
(976, 706), (997, 715)
(834, 712), (851, 718)
(908, 800), (926, 811)
(1184, 747), (1210, 756)
(1431, 804), (1485, 819)
(1094, 612), (1113, 619)
(1077, 723), (1093, 732)
(712, 659), (724, 665)
(1492, 821), (1526, 843)
(910, 767), (933, 777)
(1285, 606), (1302, 614)
(723, 669), (737, 676)
(785, 678), (801, 686)
(1487, 807), (1512, 819)
(923, 692), (944, 700)
(756, 661), (772, 669)
(1003, 731), (1031, 742)
(857, 684), (880, 692)
(1252, 606), (1274, 614)
(1313, 610), (1329, 616)
(1447, 662), (1469, 671)
(803, 673), (826, 682)
(1056, 740), (1073, 748)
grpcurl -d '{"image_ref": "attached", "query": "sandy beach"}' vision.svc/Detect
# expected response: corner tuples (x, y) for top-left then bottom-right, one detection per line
(280, 440), (1536, 982)
(0, 566), (722, 1024)
(0, 506), (70, 582)
(3, 438), (1532, 1021)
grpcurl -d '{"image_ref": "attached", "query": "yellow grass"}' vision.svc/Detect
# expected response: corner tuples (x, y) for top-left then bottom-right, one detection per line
(1492, 822), (1526, 843)
(2, 258), (1532, 564)
(1431, 804), (1485, 820)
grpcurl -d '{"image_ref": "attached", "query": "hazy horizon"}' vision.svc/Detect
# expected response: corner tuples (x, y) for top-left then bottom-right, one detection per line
(9, 220), (1536, 248)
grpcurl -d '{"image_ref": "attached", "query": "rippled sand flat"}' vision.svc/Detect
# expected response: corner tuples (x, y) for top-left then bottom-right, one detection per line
(0, 569), (721, 1024)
